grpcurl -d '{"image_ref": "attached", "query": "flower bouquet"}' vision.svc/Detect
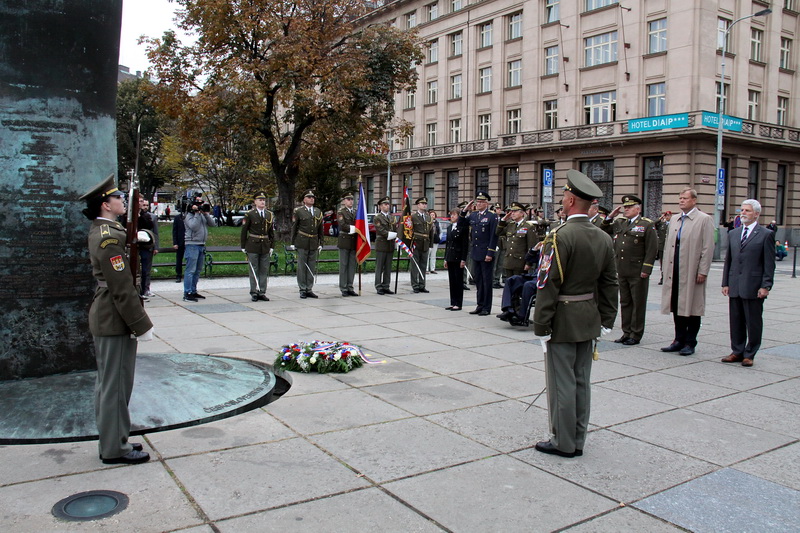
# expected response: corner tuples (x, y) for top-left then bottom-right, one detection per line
(275, 341), (375, 373)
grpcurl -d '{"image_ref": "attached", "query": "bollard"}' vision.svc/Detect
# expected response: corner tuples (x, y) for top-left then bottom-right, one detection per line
(793, 246), (797, 279)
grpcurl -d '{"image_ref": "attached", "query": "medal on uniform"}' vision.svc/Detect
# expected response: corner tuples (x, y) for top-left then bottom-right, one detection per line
(110, 255), (125, 272)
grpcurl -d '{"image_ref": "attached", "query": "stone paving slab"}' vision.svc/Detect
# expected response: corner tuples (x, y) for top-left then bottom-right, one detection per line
(596, 372), (737, 407)
(363, 375), (506, 416)
(749, 377), (800, 404)
(734, 442), (800, 491)
(634, 468), (800, 533)
(452, 363), (546, 400)
(688, 391), (800, 438)
(563, 507), (684, 532)
(587, 387), (674, 428)
(660, 360), (788, 391)
(400, 348), (510, 375)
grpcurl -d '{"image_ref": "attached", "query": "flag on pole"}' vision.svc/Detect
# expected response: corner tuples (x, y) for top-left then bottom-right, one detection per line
(401, 185), (413, 242)
(355, 182), (372, 264)
(394, 238), (413, 258)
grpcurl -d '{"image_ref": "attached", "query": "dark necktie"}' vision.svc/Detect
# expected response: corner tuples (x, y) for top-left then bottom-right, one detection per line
(741, 226), (749, 246)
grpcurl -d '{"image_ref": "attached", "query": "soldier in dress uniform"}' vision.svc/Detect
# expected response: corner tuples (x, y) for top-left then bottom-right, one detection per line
(410, 197), (436, 293)
(240, 192), (275, 302)
(462, 192), (499, 315)
(533, 169), (618, 458)
(373, 196), (397, 295)
(603, 195), (659, 345)
(532, 207), (550, 242)
(588, 202), (606, 228)
(496, 201), (537, 278)
(79, 174), (153, 465)
(336, 193), (359, 296)
(291, 190), (324, 298)
(492, 203), (506, 288)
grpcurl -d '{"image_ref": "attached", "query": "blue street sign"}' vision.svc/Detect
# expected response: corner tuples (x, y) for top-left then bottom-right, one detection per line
(628, 113), (689, 133)
(543, 168), (553, 187)
(717, 168), (725, 196)
(702, 111), (743, 132)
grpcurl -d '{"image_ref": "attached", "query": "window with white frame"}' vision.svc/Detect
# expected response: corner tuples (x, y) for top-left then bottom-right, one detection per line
(777, 96), (789, 125)
(545, 45), (559, 75)
(426, 123), (437, 146)
(450, 31), (463, 56)
(546, 0), (559, 23)
(450, 74), (462, 99)
(747, 90), (760, 121)
(478, 67), (492, 93)
(785, 0), (796, 10)
(478, 114), (492, 139)
(451, 0), (462, 13)
(405, 91), (416, 109)
(544, 100), (558, 129)
(648, 19), (667, 53)
(584, 91), (616, 124)
(406, 11), (417, 29)
(427, 80), (438, 104)
(716, 82), (729, 113)
(507, 109), (522, 134)
(427, 39), (439, 63)
(585, 31), (618, 67)
(406, 128), (415, 149)
(450, 119), (462, 143)
(718, 18), (730, 50)
(751, 28), (763, 62)
(479, 22), (493, 48)
(427, 2), (439, 21)
(586, 0), (617, 10)
(780, 37), (792, 69)
(507, 60), (522, 87)
(647, 82), (666, 117)
(508, 12), (522, 40)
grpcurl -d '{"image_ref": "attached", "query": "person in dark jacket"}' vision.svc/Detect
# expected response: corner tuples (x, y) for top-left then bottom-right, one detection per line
(444, 208), (469, 310)
(172, 210), (186, 282)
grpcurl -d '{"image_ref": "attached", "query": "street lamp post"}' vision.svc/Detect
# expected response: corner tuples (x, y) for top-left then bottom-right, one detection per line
(714, 8), (771, 233)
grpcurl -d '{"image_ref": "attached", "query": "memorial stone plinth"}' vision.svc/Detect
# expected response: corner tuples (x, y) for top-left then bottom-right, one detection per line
(0, 1), (123, 379)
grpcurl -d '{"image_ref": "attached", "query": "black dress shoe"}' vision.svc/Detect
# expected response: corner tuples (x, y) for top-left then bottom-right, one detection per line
(574, 449), (583, 457)
(492, 283), (504, 289)
(463, 285), (471, 290)
(183, 294), (197, 302)
(341, 292), (350, 297)
(102, 449), (150, 465)
(300, 292), (308, 299)
(258, 294), (269, 301)
(469, 308), (482, 315)
(100, 443), (143, 460)
(192, 292), (206, 299)
(478, 310), (490, 316)
(175, 277), (182, 283)
(679, 346), (695, 356)
(509, 315), (528, 326)
(419, 288), (429, 293)
(251, 295), (259, 302)
(661, 342), (684, 352)
(306, 291), (318, 298)
(413, 289), (420, 293)
(347, 290), (359, 296)
(377, 290), (386, 295)
(534, 440), (576, 458)
(622, 338), (640, 346)
(614, 336), (630, 343)
(384, 289), (394, 295)
(497, 310), (513, 321)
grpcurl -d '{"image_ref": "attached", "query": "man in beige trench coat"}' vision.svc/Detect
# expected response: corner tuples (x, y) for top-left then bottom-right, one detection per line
(660, 187), (715, 356)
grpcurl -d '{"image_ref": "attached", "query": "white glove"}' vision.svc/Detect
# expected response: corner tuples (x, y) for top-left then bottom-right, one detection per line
(537, 335), (551, 355)
(387, 231), (397, 240)
(136, 230), (151, 243)
(135, 328), (154, 342)
(348, 226), (356, 234)
(269, 248), (274, 256)
(601, 327), (612, 336)
(318, 245), (323, 253)
(287, 245), (295, 251)
(241, 248), (247, 254)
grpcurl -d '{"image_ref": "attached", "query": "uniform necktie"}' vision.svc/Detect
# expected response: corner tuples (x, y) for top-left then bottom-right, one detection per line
(741, 226), (749, 245)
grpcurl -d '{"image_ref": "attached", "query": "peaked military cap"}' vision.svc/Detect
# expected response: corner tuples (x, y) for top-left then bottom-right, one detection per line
(342, 192), (354, 200)
(254, 192), (267, 200)
(621, 194), (642, 206)
(378, 196), (391, 205)
(563, 169), (603, 201)
(303, 190), (315, 198)
(475, 191), (491, 201)
(597, 205), (611, 216)
(78, 174), (125, 201)
(457, 201), (469, 209)
(508, 201), (525, 211)
(415, 197), (428, 205)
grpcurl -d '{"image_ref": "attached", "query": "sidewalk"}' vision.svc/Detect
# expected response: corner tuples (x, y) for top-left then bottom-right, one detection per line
(1, 265), (798, 532)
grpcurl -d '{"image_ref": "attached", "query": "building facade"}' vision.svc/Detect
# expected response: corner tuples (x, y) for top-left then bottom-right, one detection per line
(354, 0), (799, 237)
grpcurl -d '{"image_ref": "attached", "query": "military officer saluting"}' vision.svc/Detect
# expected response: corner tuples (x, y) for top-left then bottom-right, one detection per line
(531, 206), (550, 242)
(291, 190), (324, 298)
(496, 201), (537, 278)
(462, 192), (499, 315)
(336, 193), (359, 296)
(373, 196), (397, 295)
(240, 192), (275, 302)
(79, 174), (153, 465)
(533, 170), (618, 458)
(603, 194), (659, 345)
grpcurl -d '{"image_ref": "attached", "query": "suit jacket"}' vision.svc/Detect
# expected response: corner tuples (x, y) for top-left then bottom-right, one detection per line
(240, 209), (275, 254)
(465, 209), (499, 261)
(722, 224), (775, 299)
(606, 214), (659, 278)
(444, 217), (469, 263)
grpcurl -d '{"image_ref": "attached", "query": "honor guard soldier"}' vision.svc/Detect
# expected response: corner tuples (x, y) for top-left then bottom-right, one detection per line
(79, 174), (153, 465)
(240, 192), (275, 302)
(603, 194), (659, 345)
(410, 197), (437, 293)
(462, 192), (499, 315)
(533, 169), (618, 458)
(373, 196), (397, 295)
(532, 207), (550, 242)
(496, 201), (538, 278)
(291, 190), (324, 298)
(337, 193), (359, 296)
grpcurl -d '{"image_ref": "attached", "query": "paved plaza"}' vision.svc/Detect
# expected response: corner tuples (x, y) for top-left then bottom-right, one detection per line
(1, 260), (799, 532)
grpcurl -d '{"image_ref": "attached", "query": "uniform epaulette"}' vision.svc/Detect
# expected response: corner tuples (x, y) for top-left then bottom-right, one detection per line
(641, 217), (653, 223)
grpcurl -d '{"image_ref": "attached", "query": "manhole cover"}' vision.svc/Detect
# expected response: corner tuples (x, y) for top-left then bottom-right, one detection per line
(52, 490), (129, 521)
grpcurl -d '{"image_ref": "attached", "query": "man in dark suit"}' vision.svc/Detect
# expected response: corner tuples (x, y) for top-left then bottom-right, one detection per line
(462, 192), (498, 315)
(721, 199), (775, 367)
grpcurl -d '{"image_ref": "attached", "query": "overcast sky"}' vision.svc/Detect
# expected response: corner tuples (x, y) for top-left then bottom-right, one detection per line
(119, 0), (183, 74)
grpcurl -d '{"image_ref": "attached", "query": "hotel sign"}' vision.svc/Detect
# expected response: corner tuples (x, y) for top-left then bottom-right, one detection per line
(701, 111), (743, 132)
(628, 113), (689, 133)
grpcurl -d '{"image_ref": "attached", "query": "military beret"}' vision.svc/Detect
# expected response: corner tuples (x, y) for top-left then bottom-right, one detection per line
(78, 173), (125, 201)
(621, 194), (642, 206)
(415, 197), (428, 205)
(378, 196), (391, 205)
(563, 169), (603, 201)
(475, 191), (491, 201)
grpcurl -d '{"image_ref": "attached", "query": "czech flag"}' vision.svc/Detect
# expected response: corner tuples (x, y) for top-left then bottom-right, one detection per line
(355, 182), (372, 264)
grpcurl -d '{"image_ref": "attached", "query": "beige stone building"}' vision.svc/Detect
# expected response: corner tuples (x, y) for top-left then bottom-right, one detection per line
(353, 0), (799, 238)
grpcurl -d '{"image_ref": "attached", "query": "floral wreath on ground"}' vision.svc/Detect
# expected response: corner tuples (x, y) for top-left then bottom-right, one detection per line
(274, 341), (384, 373)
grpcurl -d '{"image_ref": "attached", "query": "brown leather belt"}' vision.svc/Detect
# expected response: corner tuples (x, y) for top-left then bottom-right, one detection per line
(298, 231), (317, 237)
(248, 233), (270, 239)
(557, 292), (594, 302)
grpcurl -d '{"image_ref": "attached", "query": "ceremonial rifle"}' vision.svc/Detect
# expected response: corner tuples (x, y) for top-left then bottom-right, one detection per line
(125, 123), (143, 301)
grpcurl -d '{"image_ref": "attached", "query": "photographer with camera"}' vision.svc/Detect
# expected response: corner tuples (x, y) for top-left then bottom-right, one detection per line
(183, 196), (217, 302)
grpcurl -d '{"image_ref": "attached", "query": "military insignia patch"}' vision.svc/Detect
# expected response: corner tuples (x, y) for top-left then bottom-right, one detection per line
(100, 224), (111, 237)
(100, 238), (119, 249)
(110, 255), (125, 272)
(537, 249), (554, 289)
